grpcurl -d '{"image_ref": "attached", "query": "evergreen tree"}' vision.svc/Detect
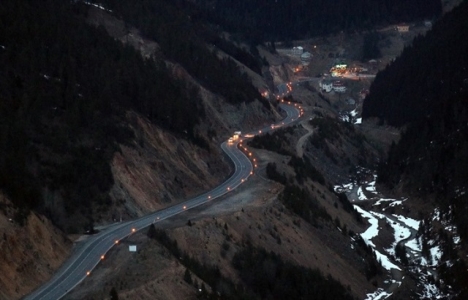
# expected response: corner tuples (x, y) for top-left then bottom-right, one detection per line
(184, 268), (193, 285)
(147, 224), (157, 239)
(110, 287), (119, 300)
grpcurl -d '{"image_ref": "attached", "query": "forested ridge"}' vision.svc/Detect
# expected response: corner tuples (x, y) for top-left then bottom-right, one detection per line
(98, 0), (269, 108)
(194, 0), (442, 43)
(361, 2), (468, 296)
(149, 226), (356, 300)
(0, 0), (203, 231)
(0, 0), (264, 232)
(362, 0), (468, 237)
(362, 0), (468, 127)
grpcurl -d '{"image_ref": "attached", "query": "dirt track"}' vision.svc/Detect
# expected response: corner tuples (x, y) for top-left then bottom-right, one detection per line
(296, 120), (314, 157)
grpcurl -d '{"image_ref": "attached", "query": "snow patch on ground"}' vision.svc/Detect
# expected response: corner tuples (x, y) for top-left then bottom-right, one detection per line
(430, 246), (442, 266)
(419, 283), (441, 299)
(364, 288), (392, 300)
(392, 214), (420, 231)
(339, 172), (458, 298)
(342, 172), (458, 298)
(354, 205), (401, 272)
(412, 243), (442, 267)
(84, 2), (113, 12)
(405, 237), (422, 252)
(334, 183), (354, 193)
(388, 200), (404, 207)
(370, 211), (386, 219)
(454, 186), (466, 198)
(432, 208), (440, 221)
(445, 225), (456, 232)
(365, 183), (376, 192)
(338, 109), (362, 124)
(354, 205), (379, 247)
(417, 274), (452, 299)
(349, 109), (362, 124)
(373, 198), (396, 205)
(357, 186), (368, 200)
(375, 249), (401, 271)
(384, 216), (412, 256)
(365, 177), (378, 194)
(373, 198), (406, 209)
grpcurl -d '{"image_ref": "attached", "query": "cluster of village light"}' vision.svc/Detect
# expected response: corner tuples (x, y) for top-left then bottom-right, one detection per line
(329, 64), (369, 78)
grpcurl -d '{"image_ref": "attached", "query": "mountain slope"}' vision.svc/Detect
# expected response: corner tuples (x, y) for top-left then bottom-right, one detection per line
(0, 0), (205, 229)
(0, 1), (278, 298)
(362, 1), (468, 297)
(0, 0), (276, 231)
(362, 0), (468, 127)
(0, 194), (71, 300)
(194, 0), (442, 42)
(363, 0), (468, 237)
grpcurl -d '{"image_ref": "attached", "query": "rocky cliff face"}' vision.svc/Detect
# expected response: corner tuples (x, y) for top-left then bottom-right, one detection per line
(106, 86), (277, 221)
(0, 194), (71, 300)
(108, 112), (230, 220)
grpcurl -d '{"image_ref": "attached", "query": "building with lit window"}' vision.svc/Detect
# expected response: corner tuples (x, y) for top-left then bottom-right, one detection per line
(396, 23), (409, 32)
(319, 79), (333, 93)
(332, 81), (346, 93)
(292, 46), (303, 56)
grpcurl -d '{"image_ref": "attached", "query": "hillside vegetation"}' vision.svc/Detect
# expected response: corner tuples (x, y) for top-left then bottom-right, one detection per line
(363, 0), (468, 238)
(98, 0), (269, 108)
(0, 0), (205, 231)
(362, 1), (468, 297)
(5, 0), (466, 299)
(0, 0), (269, 232)
(194, 0), (442, 42)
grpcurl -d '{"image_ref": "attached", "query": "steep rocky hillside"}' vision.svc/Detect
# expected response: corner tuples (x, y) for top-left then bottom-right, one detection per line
(62, 54), (390, 299)
(64, 175), (372, 300)
(6, 0), (463, 299)
(0, 1), (277, 299)
(0, 194), (71, 299)
(362, 2), (468, 297)
(85, 5), (278, 222)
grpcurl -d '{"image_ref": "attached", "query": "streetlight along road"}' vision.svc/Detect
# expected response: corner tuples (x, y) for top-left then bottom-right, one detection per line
(25, 103), (300, 300)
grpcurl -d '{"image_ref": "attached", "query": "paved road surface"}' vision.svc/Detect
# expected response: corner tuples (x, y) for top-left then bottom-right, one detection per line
(25, 103), (301, 300)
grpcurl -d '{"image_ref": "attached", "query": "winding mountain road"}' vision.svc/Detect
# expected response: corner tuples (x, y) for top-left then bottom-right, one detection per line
(25, 103), (301, 300)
